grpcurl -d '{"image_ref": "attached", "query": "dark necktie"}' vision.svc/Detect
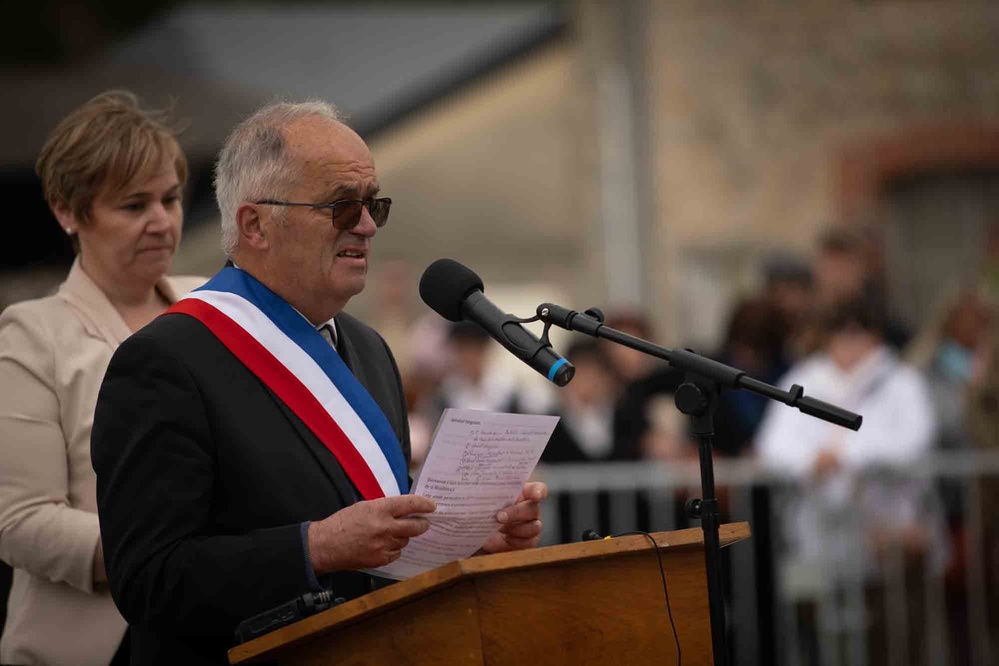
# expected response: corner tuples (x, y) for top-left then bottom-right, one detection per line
(318, 324), (336, 349)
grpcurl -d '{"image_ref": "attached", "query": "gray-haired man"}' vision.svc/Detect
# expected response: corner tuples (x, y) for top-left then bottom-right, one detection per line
(92, 101), (547, 665)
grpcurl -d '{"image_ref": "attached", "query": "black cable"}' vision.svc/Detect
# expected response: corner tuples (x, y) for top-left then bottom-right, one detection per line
(611, 530), (681, 665)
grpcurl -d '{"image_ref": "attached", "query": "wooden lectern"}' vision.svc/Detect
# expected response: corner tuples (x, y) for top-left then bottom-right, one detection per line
(229, 522), (750, 666)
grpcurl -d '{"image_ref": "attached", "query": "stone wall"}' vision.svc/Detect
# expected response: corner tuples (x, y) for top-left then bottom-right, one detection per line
(644, 1), (999, 346)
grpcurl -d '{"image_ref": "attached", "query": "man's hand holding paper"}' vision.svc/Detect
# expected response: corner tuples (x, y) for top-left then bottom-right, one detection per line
(480, 481), (548, 554)
(308, 495), (438, 573)
(370, 408), (559, 580)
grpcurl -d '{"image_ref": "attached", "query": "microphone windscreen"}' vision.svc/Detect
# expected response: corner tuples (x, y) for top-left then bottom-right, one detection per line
(419, 259), (485, 322)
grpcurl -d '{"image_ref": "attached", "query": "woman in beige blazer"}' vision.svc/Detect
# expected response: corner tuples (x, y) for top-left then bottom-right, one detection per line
(0, 92), (204, 666)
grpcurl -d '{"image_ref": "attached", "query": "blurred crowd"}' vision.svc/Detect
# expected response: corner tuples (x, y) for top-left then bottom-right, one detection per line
(394, 222), (998, 475)
(388, 221), (999, 663)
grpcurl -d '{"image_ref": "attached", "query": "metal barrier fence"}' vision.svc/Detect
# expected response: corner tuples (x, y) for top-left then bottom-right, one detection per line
(534, 451), (999, 666)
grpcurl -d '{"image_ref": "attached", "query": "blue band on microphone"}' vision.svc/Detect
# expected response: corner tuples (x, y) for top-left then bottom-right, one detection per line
(547, 358), (568, 382)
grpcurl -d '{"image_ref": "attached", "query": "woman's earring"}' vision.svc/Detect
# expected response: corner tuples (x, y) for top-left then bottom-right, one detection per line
(64, 227), (74, 235)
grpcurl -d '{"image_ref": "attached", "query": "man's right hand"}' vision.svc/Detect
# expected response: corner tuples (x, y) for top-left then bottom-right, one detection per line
(307, 495), (436, 574)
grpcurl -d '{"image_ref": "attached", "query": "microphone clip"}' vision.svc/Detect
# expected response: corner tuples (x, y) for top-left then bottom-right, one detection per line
(536, 304), (605, 337)
(507, 312), (556, 350)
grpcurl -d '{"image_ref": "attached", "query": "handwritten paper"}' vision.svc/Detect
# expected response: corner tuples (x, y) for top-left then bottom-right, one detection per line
(369, 408), (559, 580)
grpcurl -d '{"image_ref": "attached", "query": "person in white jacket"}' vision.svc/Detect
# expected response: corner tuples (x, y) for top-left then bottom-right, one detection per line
(756, 292), (940, 586)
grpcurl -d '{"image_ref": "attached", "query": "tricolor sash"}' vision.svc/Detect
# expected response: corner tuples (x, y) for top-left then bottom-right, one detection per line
(167, 266), (408, 499)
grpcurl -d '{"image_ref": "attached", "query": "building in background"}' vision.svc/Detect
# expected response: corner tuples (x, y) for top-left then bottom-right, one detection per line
(4, 1), (998, 355)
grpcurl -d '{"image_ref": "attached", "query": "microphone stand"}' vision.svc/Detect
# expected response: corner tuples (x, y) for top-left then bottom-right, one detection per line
(535, 303), (862, 666)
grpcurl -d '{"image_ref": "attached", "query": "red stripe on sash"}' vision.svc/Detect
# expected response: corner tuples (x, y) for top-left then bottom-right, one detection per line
(169, 299), (384, 500)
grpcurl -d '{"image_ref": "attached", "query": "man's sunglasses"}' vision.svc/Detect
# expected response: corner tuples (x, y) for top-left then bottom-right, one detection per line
(254, 197), (392, 230)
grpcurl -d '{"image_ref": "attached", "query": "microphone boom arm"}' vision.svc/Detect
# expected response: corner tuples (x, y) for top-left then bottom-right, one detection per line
(537, 302), (861, 430)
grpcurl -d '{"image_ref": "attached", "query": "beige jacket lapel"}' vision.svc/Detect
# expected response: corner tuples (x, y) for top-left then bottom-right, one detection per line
(57, 258), (198, 348)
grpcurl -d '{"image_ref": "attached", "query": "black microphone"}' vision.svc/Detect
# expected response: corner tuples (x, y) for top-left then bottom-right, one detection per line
(419, 259), (575, 387)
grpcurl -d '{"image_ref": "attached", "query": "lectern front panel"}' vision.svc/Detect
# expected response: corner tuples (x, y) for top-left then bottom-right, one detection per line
(473, 547), (711, 665)
(278, 581), (485, 666)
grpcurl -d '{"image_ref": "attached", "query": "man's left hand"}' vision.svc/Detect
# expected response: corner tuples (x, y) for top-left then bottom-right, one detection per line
(479, 481), (547, 554)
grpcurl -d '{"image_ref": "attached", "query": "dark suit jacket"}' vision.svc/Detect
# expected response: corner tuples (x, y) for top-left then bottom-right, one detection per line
(91, 310), (410, 665)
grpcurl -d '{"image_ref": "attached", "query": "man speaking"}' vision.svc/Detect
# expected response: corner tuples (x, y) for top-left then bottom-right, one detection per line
(91, 101), (547, 664)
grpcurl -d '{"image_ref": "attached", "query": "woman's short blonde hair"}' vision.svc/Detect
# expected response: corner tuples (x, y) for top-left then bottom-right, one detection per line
(35, 90), (188, 222)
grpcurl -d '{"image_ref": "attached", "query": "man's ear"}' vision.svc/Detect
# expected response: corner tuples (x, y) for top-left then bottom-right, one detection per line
(52, 203), (79, 235)
(235, 203), (269, 251)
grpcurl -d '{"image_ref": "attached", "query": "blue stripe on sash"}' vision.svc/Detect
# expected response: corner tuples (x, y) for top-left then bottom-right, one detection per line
(196, 267), (409, 492)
